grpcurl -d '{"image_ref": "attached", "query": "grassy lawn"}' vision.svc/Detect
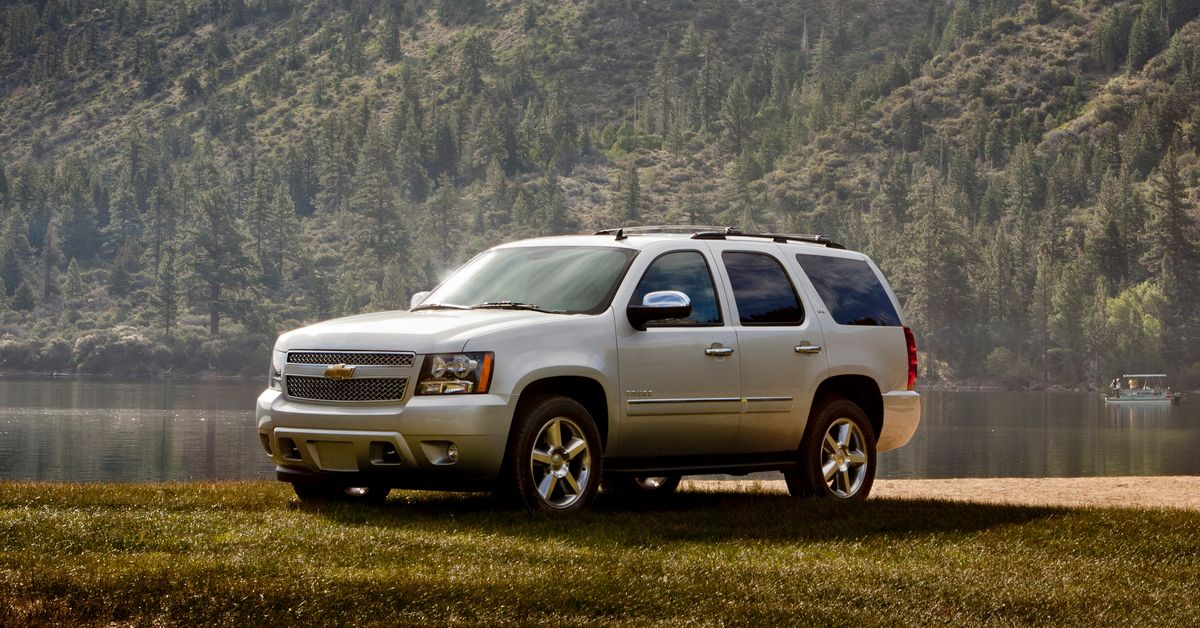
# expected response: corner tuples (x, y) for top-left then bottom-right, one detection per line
(2, 482), (1198, 625)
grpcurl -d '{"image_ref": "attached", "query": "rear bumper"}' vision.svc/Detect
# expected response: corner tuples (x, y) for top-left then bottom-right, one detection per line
(878, 390), (921, 452)
(256, 389), (514, 489)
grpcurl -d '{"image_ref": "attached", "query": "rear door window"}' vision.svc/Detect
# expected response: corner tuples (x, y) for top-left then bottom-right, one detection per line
(795, 254), (900, 326)
(721, 252), (804, 325)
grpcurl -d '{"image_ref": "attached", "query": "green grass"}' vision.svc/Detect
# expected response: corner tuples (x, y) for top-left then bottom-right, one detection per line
(2, 482), (1198, 626)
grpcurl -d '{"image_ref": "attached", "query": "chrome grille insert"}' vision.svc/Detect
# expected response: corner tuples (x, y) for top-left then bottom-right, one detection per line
(287, 351), (415, 367)
(286, 376), (409, 402)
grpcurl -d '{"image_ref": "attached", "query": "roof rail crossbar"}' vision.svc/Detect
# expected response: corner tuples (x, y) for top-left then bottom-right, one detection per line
(593, 226), (845, 249)
(594, 225), (727, 236)
(691, 228), (845, 249)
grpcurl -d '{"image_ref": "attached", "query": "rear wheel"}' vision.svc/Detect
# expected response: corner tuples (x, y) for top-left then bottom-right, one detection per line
(785, 398), (877, 500)
(503, 396), (603, 511)
(291, 482), (391, 503)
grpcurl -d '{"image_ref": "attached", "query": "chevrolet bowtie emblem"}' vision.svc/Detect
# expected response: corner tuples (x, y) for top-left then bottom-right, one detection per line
(324, 364), (356, 380)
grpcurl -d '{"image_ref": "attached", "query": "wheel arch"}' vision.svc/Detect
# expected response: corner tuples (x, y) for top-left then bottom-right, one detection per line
(511, 375), (611, 449)
(810, 374), (883, 440)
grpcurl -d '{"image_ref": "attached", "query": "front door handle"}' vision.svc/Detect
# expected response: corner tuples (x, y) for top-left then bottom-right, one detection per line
(794, 344), (822, 354)
(705, 346), (735, 357)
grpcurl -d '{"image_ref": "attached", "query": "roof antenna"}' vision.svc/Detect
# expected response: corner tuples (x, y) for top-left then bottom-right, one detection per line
(614, 228), (627, 241)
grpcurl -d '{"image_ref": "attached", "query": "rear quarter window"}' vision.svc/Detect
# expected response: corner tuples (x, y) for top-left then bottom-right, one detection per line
(795, 254), (900, 326)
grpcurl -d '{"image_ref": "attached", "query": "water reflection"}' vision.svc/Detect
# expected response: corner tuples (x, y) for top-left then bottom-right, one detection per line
(0, 378), (271, 482)
(881, 390), (1200, 479)
(1, 380), (1197, 482)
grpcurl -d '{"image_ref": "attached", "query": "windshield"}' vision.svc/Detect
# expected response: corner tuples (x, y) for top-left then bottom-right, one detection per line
(421, 246), (638, 314)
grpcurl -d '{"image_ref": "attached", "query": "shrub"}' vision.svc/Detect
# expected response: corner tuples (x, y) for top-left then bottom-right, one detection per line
(0, 336), (38, 371)
(74, 329), (171, 376)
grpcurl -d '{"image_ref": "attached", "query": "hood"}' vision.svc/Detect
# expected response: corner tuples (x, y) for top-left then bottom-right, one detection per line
(275, 309), (560, 354)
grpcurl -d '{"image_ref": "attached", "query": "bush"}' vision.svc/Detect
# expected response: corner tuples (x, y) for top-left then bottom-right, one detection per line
(0, 336), (38, 371)
(37, 338), (73, 372)
(74, 328), (171, 376)
(986, 347), (1038, 388)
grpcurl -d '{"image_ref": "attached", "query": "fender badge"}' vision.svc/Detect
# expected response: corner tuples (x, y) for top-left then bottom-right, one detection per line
(324, 364), (356, 380)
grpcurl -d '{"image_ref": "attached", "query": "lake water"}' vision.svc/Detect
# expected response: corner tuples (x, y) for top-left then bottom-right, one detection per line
(1, 379), (1198, 482)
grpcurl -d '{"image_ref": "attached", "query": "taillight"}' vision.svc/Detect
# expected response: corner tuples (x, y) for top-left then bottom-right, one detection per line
(904, 326), (918, 390)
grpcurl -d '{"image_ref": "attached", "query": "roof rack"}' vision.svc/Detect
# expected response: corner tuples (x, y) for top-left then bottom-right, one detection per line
(693, 227), (845, 249)
(593, 226), (844, 249)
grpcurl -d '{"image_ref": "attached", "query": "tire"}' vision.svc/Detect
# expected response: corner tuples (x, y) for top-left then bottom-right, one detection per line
(503, 396), (603, 511)
(291, 482), (391, 504)
(784, 398), (877, 500)
(602, 474), (682, 496)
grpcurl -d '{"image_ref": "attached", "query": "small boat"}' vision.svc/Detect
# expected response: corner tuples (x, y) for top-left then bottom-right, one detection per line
(1104, 374), (1182, 404)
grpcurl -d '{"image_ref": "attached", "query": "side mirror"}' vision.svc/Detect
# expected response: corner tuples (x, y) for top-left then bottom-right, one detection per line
(627, 291), (692, 331)
(409, 291), (432, 310)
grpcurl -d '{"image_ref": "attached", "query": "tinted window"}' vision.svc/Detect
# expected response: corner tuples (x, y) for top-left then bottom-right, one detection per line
(796, 254), (900, 326)
(722, 252), (803, 325)
(632, 251), (722, 325)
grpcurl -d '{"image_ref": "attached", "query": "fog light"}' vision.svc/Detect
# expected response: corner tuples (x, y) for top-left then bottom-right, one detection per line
(447, 443), (459, 463)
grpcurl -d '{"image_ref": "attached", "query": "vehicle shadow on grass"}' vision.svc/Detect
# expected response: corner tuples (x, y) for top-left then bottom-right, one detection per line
(297, 488), (1067, 545)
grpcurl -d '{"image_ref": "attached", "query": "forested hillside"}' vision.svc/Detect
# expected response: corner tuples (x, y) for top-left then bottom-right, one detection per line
(0, 0), (1198, 386)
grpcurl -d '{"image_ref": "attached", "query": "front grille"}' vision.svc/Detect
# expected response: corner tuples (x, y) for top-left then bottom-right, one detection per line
(286, 376), (409, 402)
(287, 351), (415, 367)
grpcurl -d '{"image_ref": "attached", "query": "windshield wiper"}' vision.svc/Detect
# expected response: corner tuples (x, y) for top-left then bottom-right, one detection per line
(469, 301), (564, 313)
(411, 303), (470, 311)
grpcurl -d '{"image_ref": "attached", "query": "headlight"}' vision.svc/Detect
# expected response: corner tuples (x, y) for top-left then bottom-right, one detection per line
(417, 352), (493, 395)
(269, 350), (285, 390)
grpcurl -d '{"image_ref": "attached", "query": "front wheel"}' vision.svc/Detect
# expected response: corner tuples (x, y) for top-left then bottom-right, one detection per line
(785, 398), (877, 500)
(503, 396), (603, 511)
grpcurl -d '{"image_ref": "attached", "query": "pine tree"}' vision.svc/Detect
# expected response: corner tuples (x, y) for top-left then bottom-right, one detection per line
(1027, 248), (1057, 384)
(424, 180), (457, 265)
(64, 258), (83, 302)
(1122, 104), (1161, 178)
(0, 247), (19, 298)
(896, 168), (972, 376)
(457, 30), (493, 96)
(1095, 6), (1134, 71)
(1, 213), (32, 297)
(622, 162), (641, 224)
(350, 119), (404, 287)
(1006, 142), (1044, 220)
(0, 156), (8, 210)
(1127, 5), (1167, 73)
(153, 247), (179, 340)
(652, 41), (677, 135)
(109, 241), (139, 298)
(940, 0), (975, 51)
(179, 157), (255, 335)
(373, 259), (406, 311)
(719, 77), (752, 156)
(1049, 259), (1087, 382)
(58, 163), (101, 261)
(1142, 150), (1199, 284)
(12, 280), (35, 311)
(1031, 0), (1055, 24)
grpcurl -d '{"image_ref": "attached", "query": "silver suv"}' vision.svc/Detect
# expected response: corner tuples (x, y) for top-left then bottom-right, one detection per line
(256, 227), (921, 510)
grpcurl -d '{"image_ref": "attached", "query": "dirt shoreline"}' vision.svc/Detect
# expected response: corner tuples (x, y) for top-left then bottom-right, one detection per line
(683, 477), (1200, 511)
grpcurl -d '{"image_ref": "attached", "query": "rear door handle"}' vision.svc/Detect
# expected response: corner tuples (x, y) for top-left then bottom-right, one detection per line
(794, 344), (822, 354)
(705, 346), (735, 357)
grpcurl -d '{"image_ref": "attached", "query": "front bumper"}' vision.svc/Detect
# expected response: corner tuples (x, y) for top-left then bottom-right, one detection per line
(256, 389), (514, 490)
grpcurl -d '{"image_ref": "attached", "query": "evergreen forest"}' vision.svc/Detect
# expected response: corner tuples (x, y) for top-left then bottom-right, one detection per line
(0, 0), (1198, 386)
